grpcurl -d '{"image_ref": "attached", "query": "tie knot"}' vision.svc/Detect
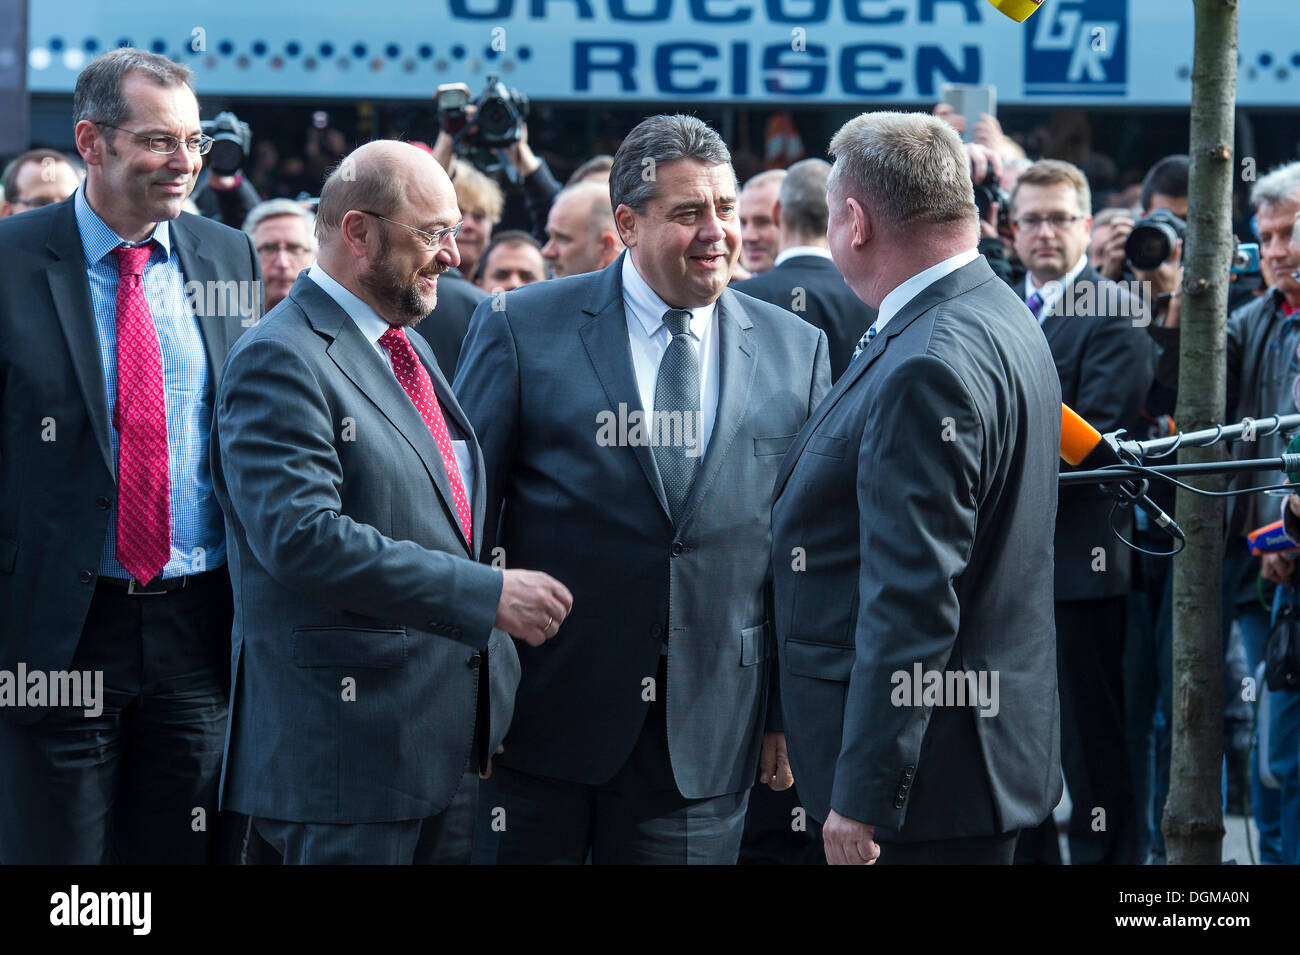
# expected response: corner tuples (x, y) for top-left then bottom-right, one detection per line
(662, 308), (693, 338)
(1026, 291), (1044, 317)
(378, 326), (411, 355)
(113, 243), (153, 278)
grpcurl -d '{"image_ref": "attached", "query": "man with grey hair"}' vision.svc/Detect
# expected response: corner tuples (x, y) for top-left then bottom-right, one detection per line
(738, 168), (786, 275)
(244, 199), (317, 311)
(455, 113), (830, 864)
(1149, 159), (1300, 865)
(541, 180), (623, 279)
(735, 158), (876, 381)
(0, 47), (260, 864)
(772, 111), (1063, 865)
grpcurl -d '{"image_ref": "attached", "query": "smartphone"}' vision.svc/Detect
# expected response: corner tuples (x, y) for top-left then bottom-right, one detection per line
(940, 83), (997, 143)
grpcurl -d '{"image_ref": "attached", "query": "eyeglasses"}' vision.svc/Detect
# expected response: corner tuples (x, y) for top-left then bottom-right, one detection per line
(94, 122), (214, 156)
(256, 241), (313, 259)
(358, 210), (462, 250)
(1012, 214), (1087, 232)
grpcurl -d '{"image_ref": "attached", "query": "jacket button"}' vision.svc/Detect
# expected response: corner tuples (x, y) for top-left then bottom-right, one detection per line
(95, 495), (111, 509)
(670, 540), (684, 557)
(467, 653), (480, 669)
(894, 797), (905, 809)
(903, 766), (915, 778)
(79, 570), (93, 584)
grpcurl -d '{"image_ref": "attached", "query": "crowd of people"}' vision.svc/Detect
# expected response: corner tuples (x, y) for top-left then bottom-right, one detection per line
(1, 44), (1297, 867)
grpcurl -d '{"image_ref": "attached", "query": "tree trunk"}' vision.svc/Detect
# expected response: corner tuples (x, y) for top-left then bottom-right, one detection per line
(1162, 0), (1238, 865)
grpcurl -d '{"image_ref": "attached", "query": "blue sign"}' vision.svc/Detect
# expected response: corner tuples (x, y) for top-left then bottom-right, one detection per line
(1024, 0), (1128, 97)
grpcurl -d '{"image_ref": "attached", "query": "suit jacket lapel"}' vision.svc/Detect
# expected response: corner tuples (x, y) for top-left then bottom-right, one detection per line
(578, 257), (673, 522)
(678, 289), (755, 528)
(774, 257), (995, 500)
(294, 277), (472, 555)
(44, 201), (114, 477)
(171, 215), (232, 389)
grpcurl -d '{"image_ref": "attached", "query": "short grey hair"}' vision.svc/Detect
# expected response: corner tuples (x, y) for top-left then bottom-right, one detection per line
(778, 159), (832, 238)
(243, 199), (318, 251)
(73, 48), (195, 128)
(609, 114), (736, 216)
(828, 111), (976, 228)
(1252, 161), (1300, 210)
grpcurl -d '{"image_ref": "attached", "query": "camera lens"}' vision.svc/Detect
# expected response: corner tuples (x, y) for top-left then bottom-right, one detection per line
(207, 138), (244, 177)
(1126, 222), (1174, 271)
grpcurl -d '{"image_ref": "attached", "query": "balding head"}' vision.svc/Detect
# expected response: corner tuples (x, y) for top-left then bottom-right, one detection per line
(542, 179), (624, 278)
(314, 140), (462, 327)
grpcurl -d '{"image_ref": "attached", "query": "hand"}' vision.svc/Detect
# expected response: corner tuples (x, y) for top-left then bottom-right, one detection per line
(822, 809), (880, 865)
(494, 569), (573, 647)
(208, 173), (241, 192)
(1262, 551), (1297, 586)
(964, 142), (1002, 190)
(479, 744), (505, 780)
(1132, 238), (1183, 327)
(1097, 215), (1133, 282)
(980, 201), (1001, 240)
(505, 122), (540, 177)
(1289, 493), (1300, 520)
(758, 732), (794, 791)
(972, 112), (1004, 152)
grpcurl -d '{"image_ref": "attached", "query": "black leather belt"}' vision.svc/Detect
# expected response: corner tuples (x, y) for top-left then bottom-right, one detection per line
(97, 569), (218, 595)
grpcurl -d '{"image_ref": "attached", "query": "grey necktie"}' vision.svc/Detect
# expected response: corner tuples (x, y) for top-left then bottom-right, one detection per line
(652, 308), (701, 523)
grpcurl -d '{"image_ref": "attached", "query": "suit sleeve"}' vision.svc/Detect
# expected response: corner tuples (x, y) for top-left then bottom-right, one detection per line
(452, 296), (522, 561)
(215, 336), (503, 649)
(830, 354), (983, 827)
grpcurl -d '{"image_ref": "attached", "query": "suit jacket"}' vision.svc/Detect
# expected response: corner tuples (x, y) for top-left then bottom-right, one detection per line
(453, 252), (831, 799)
(211, 274), (519, 824)
(1021, 264), (1154, 600)
(0, 199), (259, 722)
(772, 257), (1063, 841)
(734, 253), (876, 381)
(410, 270), (486, 380)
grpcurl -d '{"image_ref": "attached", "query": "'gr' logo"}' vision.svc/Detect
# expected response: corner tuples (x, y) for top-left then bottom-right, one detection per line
(1024, 0), (1128, 97)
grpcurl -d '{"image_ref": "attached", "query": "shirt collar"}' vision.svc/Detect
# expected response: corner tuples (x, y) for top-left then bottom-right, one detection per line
(774, 245), (834, 268)
(874, 248), (979, 335)
(621, 253), (715, 340)
(74, 180), (172, 265)
(307, 263), (393, 346)
(1025, 254), (1089, 312)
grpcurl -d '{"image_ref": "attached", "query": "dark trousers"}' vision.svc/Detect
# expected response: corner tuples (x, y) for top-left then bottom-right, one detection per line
(0, 570), (232, 864)
(250, 771), (479, 865)
(473, 660), (749, 865)
(738, 783), (826, 865)
(879, 830), (1019, 865)
(1055, 595), (1138, 864)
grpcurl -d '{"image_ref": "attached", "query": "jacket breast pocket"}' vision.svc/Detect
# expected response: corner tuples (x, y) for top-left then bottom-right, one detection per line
(741, 621), (772, 666)
(783, 638), (854, 681)
(807, 434), (848, 459)
(292, 627), (409, 668)
(754, 434), (796, 457)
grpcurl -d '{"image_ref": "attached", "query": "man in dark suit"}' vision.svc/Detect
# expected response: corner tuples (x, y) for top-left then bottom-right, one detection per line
(455, 114), (831, 864)
(0, 49), (260, 864)
(1008, 159), (1152, 865)
(410, 269), (486, 379)
(212, 140), (570, 864)
(773, 111), (1063, 865)
(735, 158), (875, 382)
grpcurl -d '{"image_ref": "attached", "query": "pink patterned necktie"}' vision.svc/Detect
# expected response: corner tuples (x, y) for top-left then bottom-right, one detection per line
(112, 243), (171, 584)
(378, 327), (473, 549)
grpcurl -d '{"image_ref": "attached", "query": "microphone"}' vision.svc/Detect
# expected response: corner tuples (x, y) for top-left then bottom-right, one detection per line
(1060, 404), (1185, 542)
(986, 0), (1048, 23)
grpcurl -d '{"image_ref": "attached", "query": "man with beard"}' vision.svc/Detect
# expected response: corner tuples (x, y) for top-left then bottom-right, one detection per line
(211, 140), (572, 864)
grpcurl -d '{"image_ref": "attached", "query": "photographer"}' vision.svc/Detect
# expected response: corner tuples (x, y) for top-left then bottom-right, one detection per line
(431, 78), (561, 246)
(189, 111), (260, 227)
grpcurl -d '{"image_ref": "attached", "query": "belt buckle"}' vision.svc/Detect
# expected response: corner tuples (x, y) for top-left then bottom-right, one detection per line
(127, 577), (171, 595)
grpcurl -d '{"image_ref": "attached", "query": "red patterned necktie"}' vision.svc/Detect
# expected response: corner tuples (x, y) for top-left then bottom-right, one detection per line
(378, 327), (473, 548)
(112, 243), (171, 584)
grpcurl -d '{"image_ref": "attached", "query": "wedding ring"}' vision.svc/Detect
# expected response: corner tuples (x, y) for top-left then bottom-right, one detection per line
(543, 615), (554, 634)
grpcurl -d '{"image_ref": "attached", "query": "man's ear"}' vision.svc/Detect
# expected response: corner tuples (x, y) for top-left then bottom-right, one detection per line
(614, 204), (638, 249)
(339, 210), (374, 260)
(771, 198), (783, 232)
(848, 196), (873, 249)
(73, 120), (104, 167)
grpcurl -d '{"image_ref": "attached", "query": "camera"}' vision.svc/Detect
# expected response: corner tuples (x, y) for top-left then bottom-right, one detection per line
(1125, 209), (1186, 271)
(973, 179), (1009, 229)
(440, 75), (528, 150)
(1231, 242), (1260, 275)
(200, 111), (252, 177)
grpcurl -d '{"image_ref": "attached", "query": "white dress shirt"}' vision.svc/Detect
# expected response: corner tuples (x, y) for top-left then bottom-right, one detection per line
(621, 253), (720, 457)
(870, 248), (980, 339)
(774, 245), (834, 268)
(1025, 255), (1089, 324)
(307, 264), (474, 515)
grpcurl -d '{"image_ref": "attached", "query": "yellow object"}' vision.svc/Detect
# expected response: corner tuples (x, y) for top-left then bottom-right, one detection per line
(986, 0), (1046, 22)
